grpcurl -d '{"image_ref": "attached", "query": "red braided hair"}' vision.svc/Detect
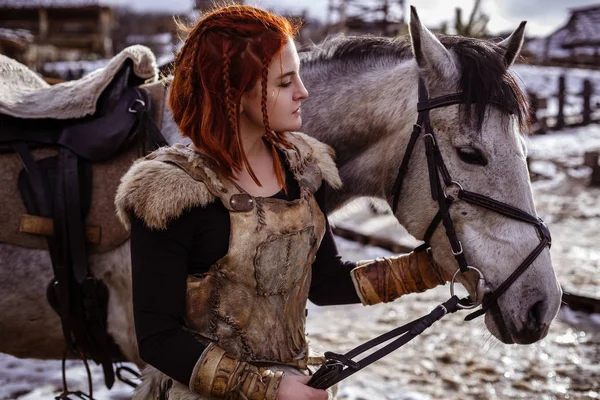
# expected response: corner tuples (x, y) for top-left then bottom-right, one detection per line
(169, 5), (301, 188)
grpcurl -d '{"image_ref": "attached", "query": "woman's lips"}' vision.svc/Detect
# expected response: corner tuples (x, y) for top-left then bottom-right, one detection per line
(292, 107), (301, 115)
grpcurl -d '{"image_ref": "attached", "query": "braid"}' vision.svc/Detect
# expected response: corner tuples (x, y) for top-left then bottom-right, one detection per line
(260, 55), (273, 141)
(225, 45), (259, 184)
(258, 52), (293, 149)
(260, 55), (287, 194)
(223, 52), (238, 136)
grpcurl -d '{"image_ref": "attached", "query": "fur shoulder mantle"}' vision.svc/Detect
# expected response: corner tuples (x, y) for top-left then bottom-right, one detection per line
(115, 132), (342, 230)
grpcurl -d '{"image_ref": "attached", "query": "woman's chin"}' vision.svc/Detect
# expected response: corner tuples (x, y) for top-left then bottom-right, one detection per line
(275, 123), (302, 132)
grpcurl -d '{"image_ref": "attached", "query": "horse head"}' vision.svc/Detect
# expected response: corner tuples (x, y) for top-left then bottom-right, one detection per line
(299, 6), (561, 345)
(394, 7), (561, 344)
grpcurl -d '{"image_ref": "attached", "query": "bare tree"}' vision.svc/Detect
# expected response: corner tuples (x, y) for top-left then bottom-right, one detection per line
(455, 0), (489, 38)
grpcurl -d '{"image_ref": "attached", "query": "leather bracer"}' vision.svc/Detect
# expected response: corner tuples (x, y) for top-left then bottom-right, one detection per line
(350, 250), (449, 305)
(189, 343), (284, 399)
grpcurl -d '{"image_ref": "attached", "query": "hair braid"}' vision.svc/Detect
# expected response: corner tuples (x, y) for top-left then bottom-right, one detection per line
(259, 51), (293, 149)
(259, 55), (287, 193)
(225, 48), (260, 184)
(223, 52), (238, 137)
(260, 55), (273, 141)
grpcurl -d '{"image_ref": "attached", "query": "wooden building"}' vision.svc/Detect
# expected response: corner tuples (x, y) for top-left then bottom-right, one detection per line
(324, 0), (406, 37)
(0, 0), (115, 71)
(528, 4), (600, 67)
(0, 27), (34, 61)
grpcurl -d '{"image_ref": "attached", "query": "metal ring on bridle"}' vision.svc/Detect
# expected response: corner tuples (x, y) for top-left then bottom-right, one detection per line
(450, 265), (485, 309)
(443, 180), (464, 198)
(451, 241), (463, 256)
(128, 99), (146, 113)
(423, 132), (436, 144)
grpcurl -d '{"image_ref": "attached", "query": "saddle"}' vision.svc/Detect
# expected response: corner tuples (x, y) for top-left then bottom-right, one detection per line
(0, 46), (168, 393)
(0, 44), (157, 120)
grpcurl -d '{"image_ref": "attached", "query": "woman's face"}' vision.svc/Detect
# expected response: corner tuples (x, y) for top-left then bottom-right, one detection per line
(241, 38), (309, 133)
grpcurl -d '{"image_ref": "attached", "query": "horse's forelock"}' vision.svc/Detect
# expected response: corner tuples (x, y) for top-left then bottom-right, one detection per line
(300, 34), (530, 135)
(441, 36), (530, 134)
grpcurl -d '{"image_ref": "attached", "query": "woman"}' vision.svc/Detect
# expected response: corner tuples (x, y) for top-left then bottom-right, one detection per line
(115, 5), (448, 399)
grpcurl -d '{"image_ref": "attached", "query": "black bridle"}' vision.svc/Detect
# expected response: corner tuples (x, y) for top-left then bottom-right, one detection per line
(308, 78), (552, 390)
(390, 78), (551, 320)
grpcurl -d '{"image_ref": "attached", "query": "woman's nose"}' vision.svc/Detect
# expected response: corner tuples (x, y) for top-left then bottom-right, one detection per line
(295, 80), (309, 100)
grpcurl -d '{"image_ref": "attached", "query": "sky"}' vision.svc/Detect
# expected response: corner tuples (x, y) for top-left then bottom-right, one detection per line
(108, 0), (600, 37)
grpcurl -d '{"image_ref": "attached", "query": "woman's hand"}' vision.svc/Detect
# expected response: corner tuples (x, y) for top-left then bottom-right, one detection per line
(277, 375), (328, 400)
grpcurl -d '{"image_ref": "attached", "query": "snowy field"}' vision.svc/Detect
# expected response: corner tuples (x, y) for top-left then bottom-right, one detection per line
(1, 63), (600, 399)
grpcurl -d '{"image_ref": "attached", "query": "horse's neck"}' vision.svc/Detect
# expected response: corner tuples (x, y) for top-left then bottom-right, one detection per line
(301, 61), (419, 211)
(161, 62), (421, 212)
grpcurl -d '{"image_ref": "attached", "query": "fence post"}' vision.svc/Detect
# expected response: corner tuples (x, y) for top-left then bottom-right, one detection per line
(529, 92), (539, 123)
(556, 75), (565, 130)
(585, 151), (600, 187)
(582, 79), (592, 126)
(591, 167), (600, 187)
(584, 151), (599, 168)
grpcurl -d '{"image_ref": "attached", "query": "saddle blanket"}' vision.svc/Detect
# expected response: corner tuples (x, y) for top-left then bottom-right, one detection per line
(0, 145), (140, 254)
(0, 45), (157, 120)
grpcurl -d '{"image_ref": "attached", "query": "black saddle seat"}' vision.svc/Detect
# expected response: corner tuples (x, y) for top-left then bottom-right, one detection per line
(0, 62), (154, 161)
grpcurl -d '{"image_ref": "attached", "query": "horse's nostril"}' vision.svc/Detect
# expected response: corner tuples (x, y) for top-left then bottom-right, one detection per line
(527, 300), (546, 329)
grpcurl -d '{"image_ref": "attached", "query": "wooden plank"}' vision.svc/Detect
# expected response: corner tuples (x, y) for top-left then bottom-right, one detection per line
(582, 79), (593, 126)
(556, 75), (566, 130)
(19, 214), (101, 245)
(562, 292), (600, 314)
(332, 226), (415, 254)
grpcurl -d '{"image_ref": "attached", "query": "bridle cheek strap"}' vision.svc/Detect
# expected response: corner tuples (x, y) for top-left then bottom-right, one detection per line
(390, 78), (551, 316)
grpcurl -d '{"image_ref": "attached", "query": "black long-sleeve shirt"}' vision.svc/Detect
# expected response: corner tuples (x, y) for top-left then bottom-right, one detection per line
(130, 165), (360, 386)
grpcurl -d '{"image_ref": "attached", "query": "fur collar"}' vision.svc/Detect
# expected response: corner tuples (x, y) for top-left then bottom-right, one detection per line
(115, 132), (342, 231)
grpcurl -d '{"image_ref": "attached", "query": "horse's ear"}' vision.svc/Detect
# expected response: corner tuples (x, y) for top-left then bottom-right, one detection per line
(497, 21), (527, 67)
(409, 6), (457, 81)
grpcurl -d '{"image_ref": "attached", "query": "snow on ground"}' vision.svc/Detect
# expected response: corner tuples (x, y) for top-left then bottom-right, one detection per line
(527, 125), (600, 300)
(526, 124), (600, 161)
(0, 357), (136, 399)
(315, 122), (600, 399)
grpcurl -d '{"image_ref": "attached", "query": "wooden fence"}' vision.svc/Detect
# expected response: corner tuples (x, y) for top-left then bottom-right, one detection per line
(531, 76), (599, 134)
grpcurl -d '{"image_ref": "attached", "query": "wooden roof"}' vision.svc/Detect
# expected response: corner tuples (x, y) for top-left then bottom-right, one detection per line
(559, 4), (600, 48)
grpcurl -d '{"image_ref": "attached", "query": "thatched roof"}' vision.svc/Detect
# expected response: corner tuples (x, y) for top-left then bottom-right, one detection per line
(560, 4), (600, 48)
(0, 28), (34, 43)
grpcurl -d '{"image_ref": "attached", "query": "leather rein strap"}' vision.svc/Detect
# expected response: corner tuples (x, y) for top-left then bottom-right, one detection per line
(308, 78), (551, 390)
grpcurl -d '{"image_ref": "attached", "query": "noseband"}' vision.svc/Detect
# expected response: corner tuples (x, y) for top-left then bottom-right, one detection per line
(307, 78), (552, 390)
(390, 78), (552, 320)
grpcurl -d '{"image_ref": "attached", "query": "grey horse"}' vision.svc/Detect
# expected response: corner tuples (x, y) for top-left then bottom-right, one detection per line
(0, 7), (560, 378)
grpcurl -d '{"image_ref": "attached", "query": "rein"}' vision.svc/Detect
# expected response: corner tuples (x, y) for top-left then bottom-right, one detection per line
(308, 78), (551, 390)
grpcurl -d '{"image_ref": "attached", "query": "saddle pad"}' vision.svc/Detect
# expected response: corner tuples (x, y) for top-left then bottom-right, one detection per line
(0, 145), (139, 254)
(0, 45), (157, 120)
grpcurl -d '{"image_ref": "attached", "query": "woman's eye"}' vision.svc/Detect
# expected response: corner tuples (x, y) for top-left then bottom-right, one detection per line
(457, 146), (488, 166)
(280, 81), (292, 88)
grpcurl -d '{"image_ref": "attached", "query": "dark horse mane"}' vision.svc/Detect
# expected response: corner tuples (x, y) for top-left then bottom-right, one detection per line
(300, 34), (530, 132)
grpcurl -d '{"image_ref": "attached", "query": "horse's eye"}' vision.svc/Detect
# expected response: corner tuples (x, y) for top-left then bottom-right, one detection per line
(457, 146), (488, 166)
